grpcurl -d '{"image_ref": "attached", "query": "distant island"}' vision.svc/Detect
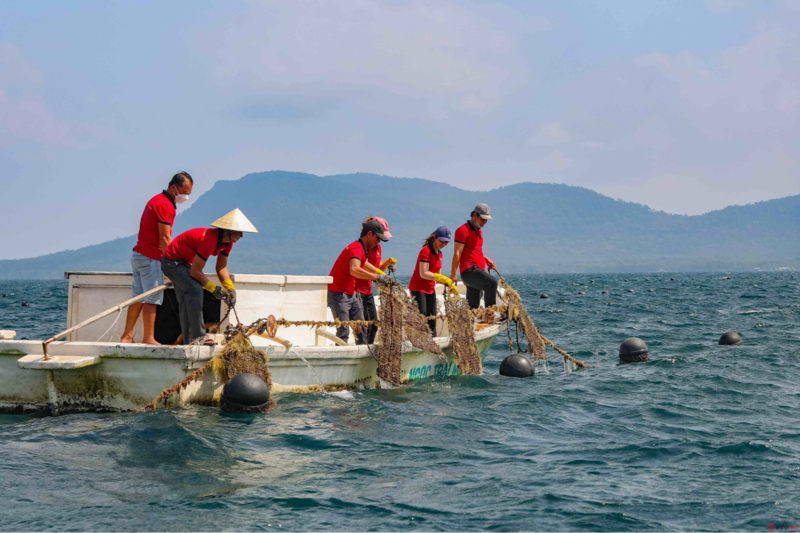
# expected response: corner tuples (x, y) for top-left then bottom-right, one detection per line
(1, 171), (798, 279)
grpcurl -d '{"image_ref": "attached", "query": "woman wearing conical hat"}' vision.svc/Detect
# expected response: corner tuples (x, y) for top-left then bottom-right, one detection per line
(160, 208), (257, 345)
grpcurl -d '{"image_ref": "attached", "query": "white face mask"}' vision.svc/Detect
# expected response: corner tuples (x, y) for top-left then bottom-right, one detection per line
(175, 193), (190, 205)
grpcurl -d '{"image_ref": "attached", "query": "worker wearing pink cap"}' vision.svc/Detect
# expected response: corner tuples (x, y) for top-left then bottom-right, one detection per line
(355, 216), (396, 344)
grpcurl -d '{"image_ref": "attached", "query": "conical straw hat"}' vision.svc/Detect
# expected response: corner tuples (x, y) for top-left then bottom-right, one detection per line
(210, 208), (258, 233)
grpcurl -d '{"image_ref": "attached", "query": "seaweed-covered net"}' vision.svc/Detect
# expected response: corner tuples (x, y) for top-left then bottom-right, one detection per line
(444, 293), (483, 375)
(376, 279), (404, 385)
(498, 277), (589, 371)
(141, 332), (273, 411)
(376, 278), (443, 386)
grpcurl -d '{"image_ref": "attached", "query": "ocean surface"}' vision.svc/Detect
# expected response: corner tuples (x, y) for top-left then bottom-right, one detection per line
(1, 273), (799, 531)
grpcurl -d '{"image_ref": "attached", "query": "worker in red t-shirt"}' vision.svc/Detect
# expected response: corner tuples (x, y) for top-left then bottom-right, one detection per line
(160, 208), (258, 345)
(121, 172), (193, 345)
(355, 216), (396, 344)
(327, 219), (391, 344)
(450, 203), (499, 310)
(408, 226), (459, 336)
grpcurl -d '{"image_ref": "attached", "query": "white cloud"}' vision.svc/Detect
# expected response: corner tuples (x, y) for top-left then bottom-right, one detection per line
(527, 122), (570, 146)
(204, 0), (531, 118)
(535, 149), (573, 172)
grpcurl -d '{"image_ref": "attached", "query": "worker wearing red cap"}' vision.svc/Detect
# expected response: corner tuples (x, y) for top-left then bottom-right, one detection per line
(355, 216), (396, 344)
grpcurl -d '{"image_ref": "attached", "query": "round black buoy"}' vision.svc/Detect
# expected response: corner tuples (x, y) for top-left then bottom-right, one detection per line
(670, 278), (675, 281)
(601, 290), (609, 294)
(577, 291), (585, 295)
(220, 373), (270, 413)
(619, 337), (649, 363)
(540, 294), (549, 299)
(627, 289), (635, 293)
(718, 332), (743, 346)
(648, 289), (655, 292)
(1, 294), (6, 298)
(590, 280), (595, 283)
(499, 354), (535, 378)
(624, 279), (629, 282)
(21, 302), (30, 308)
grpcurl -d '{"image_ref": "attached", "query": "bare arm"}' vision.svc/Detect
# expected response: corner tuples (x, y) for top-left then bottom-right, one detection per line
(419, 262), (435, 281)
(350, 257), (378, 280)
(362, 260), (378, 274)
(215, 254), (232, 284)
(158, 223), (172, 254)
(485, 256), (496, 270)
(190, 255), (211, 286)
(450, 242), (465, 281)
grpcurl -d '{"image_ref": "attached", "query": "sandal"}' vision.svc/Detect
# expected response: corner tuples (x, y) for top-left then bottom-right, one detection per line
(194, 335), (217, 346)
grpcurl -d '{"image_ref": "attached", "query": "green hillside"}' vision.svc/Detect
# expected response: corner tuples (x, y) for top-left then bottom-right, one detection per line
(1, 171), (798, 279)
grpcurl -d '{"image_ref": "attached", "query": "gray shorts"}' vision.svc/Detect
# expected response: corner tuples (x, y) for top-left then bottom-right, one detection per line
(131, 251), (164, 305)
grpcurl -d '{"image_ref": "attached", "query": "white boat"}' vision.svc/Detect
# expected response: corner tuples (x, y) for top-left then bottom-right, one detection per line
(0, 272), (507, 414)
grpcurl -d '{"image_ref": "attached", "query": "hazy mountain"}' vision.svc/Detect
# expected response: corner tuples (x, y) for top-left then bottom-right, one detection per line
(1, 171), (798, 279)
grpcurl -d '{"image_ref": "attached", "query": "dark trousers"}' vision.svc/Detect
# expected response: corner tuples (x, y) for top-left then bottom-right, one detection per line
(410, 290), (438, 337)
(358, 292), (378, 344)
(160, 257), (206, 344)
(461, 266), (498, 310)
(327, 291), (365, 344)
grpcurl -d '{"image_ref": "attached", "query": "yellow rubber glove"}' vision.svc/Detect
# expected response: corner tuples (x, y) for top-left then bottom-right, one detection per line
(432, 273), (459, 295)
(387, 257), (397, 267)
(203, 280), (216, 293)
(375, 268), (386, 276)
(222, 279), (235, 291)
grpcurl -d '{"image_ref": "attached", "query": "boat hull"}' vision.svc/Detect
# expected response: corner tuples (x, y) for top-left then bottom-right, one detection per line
(0, 323), (505, 414)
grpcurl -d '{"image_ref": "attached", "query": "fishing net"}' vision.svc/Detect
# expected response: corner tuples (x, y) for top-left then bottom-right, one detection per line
(444, 294), (483, 375)
(377, 279), (404, 385)
(500, 279), (547, 361)
(400, 291), (443, 358)
(141, 331), (273, 411)
(498, 277), (589, 370)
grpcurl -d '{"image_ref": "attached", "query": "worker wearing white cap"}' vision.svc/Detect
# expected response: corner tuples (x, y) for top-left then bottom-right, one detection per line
(160, 208), (258, 345)
(450, 203), (499, 310)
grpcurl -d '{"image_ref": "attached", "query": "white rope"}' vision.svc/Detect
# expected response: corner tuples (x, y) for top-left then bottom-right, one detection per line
(97, 307), (123, 342)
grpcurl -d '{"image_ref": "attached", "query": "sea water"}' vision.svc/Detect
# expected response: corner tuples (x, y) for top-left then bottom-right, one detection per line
(1, 273), (799, 531)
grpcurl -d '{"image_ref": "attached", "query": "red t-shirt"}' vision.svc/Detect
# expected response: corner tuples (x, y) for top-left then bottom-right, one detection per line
(408, 244), (443, 294)
(133, 192), (177, 261)
(328, 240), (368, 295)
(355, 243), (381, 294)
(454, 222), (486, 273)
(164, 228), (233, 266)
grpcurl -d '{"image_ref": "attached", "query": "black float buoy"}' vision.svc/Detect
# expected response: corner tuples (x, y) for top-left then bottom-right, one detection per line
(601, 290), (609, 294)
(1, 294), (6, 298)
(648, 289), (655, 292)
(619, 337), (649, 363)
(627, 289), (635, 293)
(21, 302), (30, 308)
(645, 278), (649, 281)
(718, 332), (743, 346)
(499, 354), (535, 378)
(670, 278), (675, 281)
(624, 279), (629, 282)
(540, 294), (548, 299)
(590, 280), (595, 283)
(577, 291), (585, 295)
(220, 373), (270, 413)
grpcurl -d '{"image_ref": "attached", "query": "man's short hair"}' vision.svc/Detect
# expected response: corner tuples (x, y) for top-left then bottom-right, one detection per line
(168, 171), (193, 189)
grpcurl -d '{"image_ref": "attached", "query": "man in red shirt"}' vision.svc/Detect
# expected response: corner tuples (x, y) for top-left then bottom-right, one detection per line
(160, 208), (258, 345)
(328, 219), (391, 344)
(450, 203), (499, 310)
(355, 216), (395, 344)
(121, 172), (193, 345)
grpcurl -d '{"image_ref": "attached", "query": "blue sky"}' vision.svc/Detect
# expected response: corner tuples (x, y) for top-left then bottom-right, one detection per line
(1, 0), (798, 259)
